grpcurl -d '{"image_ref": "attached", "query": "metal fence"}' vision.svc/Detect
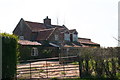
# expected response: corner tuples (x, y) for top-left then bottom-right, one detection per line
(17, 56), (80, 79)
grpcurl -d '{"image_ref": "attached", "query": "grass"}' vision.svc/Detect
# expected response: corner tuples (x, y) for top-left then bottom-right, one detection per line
(61, 71), (66, 75)
(71, 61), (79, 65)
(39, 69), (44, 72)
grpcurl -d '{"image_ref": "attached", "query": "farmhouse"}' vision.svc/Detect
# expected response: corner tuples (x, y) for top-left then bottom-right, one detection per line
(13, 16), (100, 60)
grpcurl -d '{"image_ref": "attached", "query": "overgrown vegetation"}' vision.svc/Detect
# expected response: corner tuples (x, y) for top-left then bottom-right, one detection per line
(78, 47), (120, 79)
(42, 49), (52, 58)
(1, 33), (18, 80)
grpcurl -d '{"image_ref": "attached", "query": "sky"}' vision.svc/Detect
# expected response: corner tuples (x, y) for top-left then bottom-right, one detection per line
(0, 0), (119, 47)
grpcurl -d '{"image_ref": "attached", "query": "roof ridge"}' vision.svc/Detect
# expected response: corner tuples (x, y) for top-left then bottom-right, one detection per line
(69, 29), (76, 30)
(25, 20), (43, 24)
(52, 24), (63, 27)
(25, 20), (64, 27)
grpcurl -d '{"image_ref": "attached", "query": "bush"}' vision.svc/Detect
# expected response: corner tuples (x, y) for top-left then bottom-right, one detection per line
(78, 47), (120, 79)
(1, 33), (18, 80)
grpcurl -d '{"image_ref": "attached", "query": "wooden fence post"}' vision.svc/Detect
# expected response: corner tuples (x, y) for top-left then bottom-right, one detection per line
(63, 62), (65, 78)
(46, 60), (48, 78)
(30, 62), (31, 79)
(78, 56), (82, 78)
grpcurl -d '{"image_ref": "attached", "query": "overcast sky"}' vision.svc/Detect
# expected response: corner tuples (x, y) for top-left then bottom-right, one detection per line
(0, 0), (119, 47)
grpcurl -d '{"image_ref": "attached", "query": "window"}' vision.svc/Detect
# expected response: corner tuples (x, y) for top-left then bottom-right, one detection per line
(64, 33), (70, 41)
(55, 35), (59, 40)
(70, 34), (73, 42)
(73, 34), (78, 41)
(66, 48), (69, 52)
(19, 36), (24, 40)
(31, 47), (38, 56)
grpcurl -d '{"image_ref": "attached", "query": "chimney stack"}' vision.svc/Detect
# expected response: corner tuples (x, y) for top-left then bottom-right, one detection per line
(44, 16), (51, 25)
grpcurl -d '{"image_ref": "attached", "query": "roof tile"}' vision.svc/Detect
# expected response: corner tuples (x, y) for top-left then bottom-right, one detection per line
(36, 28), (55, 41)
(25, 21), (46, 31)
(18, 40), (41, 45)
(78, 38), (100, 45)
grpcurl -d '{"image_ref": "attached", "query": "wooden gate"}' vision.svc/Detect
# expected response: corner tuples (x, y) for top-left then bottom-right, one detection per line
(17, 56), (80, 79)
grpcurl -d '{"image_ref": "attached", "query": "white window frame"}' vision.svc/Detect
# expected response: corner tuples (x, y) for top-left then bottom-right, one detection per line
(31, 47), (38, 56)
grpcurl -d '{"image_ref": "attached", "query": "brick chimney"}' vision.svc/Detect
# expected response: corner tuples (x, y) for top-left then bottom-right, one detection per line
(44, 16), (51, 25)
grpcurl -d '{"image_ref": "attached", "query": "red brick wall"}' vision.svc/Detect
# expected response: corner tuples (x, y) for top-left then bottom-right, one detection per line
(13, 19), (32, 40)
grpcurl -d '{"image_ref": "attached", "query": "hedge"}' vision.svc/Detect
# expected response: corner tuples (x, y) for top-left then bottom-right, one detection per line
(1, 33), (18, 80)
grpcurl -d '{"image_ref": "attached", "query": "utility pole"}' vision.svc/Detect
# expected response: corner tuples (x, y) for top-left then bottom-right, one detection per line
(0, 35), (2, 80)
(118, 1), (120, 46)
(57, 17), (59, 25)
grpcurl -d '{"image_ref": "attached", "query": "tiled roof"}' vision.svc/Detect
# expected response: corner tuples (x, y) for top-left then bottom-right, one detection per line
(25, 21), (46, 32)
(68, 29), (78, 34)
(63, 44), (81, 47)
(59, 28), (68, 32)
(78, 38), (100, 45)
(62, 42), (82, 48)
(25, 21), (65, 32)
(69, 29), (76, 33)
(18, 40), (41, 46)
(24, 20), (67, 41)
(52, 24), (67, 29)
(36, 28), (55, 41)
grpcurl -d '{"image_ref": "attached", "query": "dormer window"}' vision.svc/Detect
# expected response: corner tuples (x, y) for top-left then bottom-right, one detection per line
(19, 36), (24, 40)
(70, 34), (73, 42)
(73, 34), (78, 41)
(64, 33), (70, 41)
(74, 31), (78, 34)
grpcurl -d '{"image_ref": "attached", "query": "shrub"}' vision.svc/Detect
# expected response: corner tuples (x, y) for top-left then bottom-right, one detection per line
(1, 33), (18, 80)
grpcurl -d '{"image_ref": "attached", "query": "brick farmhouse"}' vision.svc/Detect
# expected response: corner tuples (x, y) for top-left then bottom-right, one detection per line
(13, 16), (100, 60)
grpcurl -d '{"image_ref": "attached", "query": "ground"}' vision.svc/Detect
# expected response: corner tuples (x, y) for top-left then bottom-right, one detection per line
(17, 61), (79, 79)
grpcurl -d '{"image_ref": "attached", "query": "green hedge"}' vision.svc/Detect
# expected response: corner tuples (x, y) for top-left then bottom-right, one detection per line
(1, 33), (18, 80)
(78, 47), (120, 79)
